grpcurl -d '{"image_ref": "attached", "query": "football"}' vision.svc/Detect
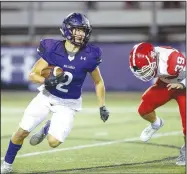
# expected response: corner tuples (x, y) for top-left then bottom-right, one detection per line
(41, 66), (64, 78)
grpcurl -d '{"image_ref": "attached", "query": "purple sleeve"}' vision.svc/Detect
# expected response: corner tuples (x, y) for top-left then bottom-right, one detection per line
(87, 47), (102, 72)
(37, 39), (54, 65)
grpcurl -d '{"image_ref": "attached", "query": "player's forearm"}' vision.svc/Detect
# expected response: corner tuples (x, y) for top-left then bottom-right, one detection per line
(95, 80), (106, 107)
(29, 72), (45, 84)
(180, 78), (186, 88)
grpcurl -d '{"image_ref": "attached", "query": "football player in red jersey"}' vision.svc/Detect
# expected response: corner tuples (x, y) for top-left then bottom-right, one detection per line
(129, 42), (186, 166)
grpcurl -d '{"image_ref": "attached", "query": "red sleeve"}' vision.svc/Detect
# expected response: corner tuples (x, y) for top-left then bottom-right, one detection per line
(167, 51), (186, 75)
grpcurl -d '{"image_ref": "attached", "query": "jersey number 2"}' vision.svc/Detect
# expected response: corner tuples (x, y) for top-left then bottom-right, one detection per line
(56, 72), (73, 93)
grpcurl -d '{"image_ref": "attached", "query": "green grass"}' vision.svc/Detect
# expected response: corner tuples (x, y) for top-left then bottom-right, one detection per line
(1, 91), (185, 174)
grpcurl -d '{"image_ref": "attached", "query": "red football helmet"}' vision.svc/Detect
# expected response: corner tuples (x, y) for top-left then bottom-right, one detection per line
(129, 42), (157, 82)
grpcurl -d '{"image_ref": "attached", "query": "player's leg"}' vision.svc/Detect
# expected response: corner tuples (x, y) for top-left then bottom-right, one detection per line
(30, 105), (75, 148)
(1, 128), (30, 174)
(1, 92), (50, 173)
(48, 105), (75, 147)
(173, 90), (186, 166)
(138, 80), (172, 142)
(29, 120), (51, 146)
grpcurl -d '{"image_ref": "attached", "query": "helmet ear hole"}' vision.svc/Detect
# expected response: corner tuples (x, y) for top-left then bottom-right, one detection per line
(66, 24), (71, 29)
(132, 66), (139, 72)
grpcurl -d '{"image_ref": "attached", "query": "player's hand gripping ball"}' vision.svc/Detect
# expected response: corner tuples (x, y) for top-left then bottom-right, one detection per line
(42, 66), (65, 89)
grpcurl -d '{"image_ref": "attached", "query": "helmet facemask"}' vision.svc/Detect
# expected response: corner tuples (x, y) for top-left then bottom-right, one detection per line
(131, 61), (157, 82)
(71, 26), (92, 46)
(130, 52), (157, 82)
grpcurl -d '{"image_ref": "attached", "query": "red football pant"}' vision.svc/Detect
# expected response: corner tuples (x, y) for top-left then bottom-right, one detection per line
(138, 79), (186, 136)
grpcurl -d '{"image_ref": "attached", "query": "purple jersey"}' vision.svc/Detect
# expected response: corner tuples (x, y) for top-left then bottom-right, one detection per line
(37, 39), (102, 99)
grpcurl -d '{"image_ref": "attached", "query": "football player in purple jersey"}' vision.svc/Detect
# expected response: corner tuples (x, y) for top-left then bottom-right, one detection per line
(1, 13), (110, 173)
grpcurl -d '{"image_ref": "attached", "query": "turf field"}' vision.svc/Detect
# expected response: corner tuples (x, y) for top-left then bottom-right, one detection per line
(1, 91), (185, 174)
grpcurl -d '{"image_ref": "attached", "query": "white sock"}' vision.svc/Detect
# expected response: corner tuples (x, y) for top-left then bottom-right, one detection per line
(3, 161), (12, 166)
(151, 116), (161, 128)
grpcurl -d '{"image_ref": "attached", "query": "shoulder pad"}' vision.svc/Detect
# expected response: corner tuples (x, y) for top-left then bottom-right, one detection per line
(86, 44), (102, 56)
(167, 51), (186, 75)
(86, 44), (102, 63)
(85, 44), (103, 72)
(37, 39), (61, 64)
(37, 39), (60, 54)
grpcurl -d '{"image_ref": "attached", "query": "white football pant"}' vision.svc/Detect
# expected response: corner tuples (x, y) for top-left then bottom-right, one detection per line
(19, 91), (82, 142)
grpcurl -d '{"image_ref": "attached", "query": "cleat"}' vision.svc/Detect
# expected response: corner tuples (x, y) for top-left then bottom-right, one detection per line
(140, 119), (164, 142)
(30, 120), (51, 146)
(1, 161), (12, 174)
(176, 145), (186, 166)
